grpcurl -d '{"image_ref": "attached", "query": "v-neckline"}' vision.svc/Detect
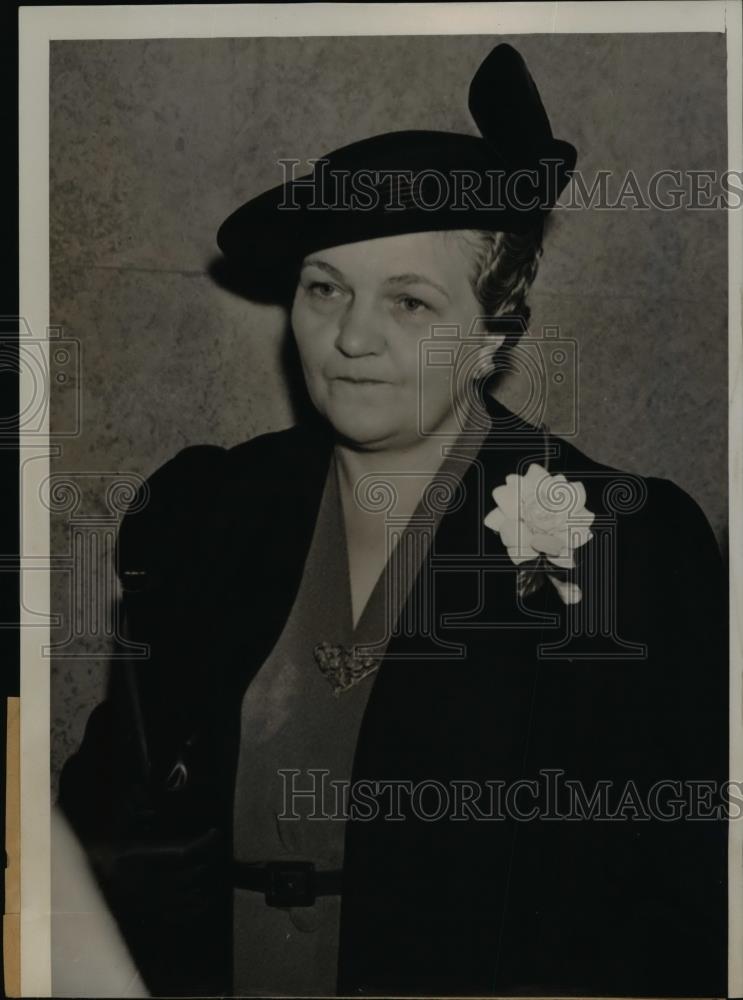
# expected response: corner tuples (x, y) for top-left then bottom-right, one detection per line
(331, 453), (383, 637)
(332, 426), (491, 644)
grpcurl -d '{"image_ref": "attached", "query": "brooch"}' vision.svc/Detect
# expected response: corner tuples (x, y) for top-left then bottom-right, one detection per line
(484, 462), (594, 605)
(313, 642), (382, 696)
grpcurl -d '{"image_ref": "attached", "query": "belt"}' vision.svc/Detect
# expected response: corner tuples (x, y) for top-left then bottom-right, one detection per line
(233, 860), (343, 907)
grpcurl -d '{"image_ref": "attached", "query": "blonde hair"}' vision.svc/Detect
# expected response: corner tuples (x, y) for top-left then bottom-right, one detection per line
(448, 222), (545, 352)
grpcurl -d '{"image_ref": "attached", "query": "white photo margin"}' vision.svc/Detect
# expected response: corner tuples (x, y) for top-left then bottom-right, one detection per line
(18, 2), (742, 995)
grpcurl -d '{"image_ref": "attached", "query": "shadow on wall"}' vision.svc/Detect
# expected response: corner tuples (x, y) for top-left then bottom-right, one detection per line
(209, 253), (321, 428)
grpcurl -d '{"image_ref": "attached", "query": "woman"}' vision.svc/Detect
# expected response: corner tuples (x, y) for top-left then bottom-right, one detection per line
(58, 43), (728, 998)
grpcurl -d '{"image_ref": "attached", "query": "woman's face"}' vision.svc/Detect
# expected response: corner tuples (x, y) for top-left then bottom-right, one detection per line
(291, 230), (503, 451)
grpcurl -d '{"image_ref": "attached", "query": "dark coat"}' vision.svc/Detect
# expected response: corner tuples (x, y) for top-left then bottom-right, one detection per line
(59, 397), (728, 997)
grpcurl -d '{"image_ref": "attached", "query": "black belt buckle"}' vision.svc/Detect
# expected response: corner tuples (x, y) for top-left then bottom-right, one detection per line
(265, 860), (316, 907)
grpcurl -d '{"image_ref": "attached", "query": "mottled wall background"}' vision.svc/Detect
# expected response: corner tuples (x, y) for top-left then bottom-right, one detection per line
(49, 33), (728, 793)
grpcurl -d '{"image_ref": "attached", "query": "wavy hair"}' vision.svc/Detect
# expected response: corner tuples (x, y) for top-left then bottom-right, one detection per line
(447, 220), (546, 354)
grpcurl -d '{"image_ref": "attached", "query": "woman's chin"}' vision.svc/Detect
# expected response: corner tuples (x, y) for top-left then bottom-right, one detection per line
(331, 421), (398, 450)
(323, 407), (402, 450)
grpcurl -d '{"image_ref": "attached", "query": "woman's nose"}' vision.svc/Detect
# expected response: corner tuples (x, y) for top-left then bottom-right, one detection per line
(334, 300), (385, 357)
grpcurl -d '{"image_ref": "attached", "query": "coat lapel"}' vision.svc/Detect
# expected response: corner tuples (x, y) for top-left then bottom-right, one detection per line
(348, 394), (559, 776)
(219, 417), (334, 688)
(338, 398), (570, 994)
(206, 418), (335, 825)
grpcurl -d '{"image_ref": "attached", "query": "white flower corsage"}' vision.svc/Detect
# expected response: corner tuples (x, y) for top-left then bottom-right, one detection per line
(484, 462), (595, 605)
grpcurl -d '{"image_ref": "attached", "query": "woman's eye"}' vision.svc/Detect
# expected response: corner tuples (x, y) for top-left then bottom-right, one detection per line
(398, 295), (429, 314)
(307, 281), (340, 299)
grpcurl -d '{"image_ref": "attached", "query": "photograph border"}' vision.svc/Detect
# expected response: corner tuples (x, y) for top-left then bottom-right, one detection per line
(18, 2), (742, 995)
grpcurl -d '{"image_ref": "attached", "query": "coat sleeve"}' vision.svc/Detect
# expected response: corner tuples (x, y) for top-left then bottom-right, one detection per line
(57, 444), (234, 997)
(499, 472), (729, 997)
(619, 475), (728, 994)
(648, 480), (729, 994)
(58, 444), (229, 837)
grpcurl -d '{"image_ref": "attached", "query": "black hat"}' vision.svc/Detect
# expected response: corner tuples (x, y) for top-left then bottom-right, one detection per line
(215, 43), (576, 299)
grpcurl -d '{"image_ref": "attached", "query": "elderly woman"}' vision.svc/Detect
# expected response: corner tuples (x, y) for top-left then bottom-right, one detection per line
(59, 44), (727, 998)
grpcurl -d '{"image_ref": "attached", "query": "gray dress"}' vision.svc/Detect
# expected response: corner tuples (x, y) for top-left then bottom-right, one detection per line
(232, 436), (484, 996)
